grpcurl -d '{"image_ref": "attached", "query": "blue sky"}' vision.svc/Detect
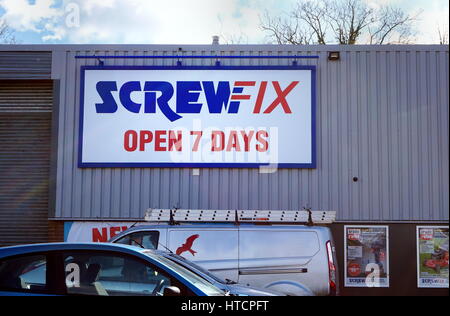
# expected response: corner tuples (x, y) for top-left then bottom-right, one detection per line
(0, 0), (448, 44)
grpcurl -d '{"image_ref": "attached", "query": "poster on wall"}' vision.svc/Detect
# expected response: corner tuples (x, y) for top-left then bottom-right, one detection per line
(64, 222), (144, 242)
(417, 226), (449, 288)
(344, 225), (389, 288)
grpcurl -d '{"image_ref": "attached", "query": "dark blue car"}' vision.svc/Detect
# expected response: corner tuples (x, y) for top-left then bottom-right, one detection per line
(0, 243), (225, 296)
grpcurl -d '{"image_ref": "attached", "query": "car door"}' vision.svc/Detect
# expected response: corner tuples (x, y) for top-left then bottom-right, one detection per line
(57, 250), (193, 296)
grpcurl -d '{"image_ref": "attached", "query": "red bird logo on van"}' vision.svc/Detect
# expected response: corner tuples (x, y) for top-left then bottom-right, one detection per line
(176, 234), (200, 256)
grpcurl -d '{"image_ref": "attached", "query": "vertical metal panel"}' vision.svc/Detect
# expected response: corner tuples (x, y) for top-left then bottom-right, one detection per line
(49, 45), (448, 222)
(0, 80), (52, 246)
(0, 51), (51, 79)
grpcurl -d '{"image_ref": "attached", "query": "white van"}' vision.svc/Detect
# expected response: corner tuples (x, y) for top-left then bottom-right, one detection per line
(109, 210), (338, 296)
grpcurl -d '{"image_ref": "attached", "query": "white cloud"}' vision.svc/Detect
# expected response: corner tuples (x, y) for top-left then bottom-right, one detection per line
(65, 0), (258, 44)
(0, 0), (288, 44)
(0, 0), (62, 33)
(42, 22), (66, 41)
(82, 0), (116, 15)
(414, 2), (449, 43)
(0, 0), (448, 44)
(364, 0), (402, 9)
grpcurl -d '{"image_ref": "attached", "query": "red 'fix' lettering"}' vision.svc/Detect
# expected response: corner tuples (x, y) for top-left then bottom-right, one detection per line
(254, 81), (299, 114)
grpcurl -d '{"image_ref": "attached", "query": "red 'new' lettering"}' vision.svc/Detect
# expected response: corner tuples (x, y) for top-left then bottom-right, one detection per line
(92, 227), (108, 242)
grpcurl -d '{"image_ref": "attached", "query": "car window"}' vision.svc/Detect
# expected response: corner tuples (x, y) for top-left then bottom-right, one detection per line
(167, 254), (226, 284)
(144, 251), (225, 296)
(115, 231), (160, 249)
(0, 255), (47, 293)
(63, 251), (182, 296)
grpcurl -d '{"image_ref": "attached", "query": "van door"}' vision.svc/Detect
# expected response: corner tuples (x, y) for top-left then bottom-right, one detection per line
(238, 229), (322, 295)
(167, 228), (238, 282)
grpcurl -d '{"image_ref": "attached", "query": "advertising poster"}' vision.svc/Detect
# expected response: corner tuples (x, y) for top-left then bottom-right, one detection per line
(64, 222), (144, 242)
(344, 225), (389, 287)
(417, 226), (449, 288)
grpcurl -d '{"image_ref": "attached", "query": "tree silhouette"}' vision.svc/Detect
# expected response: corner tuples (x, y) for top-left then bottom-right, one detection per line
(260, 0), (420, 45)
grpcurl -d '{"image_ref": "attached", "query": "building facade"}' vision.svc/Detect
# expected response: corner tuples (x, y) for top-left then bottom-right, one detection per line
(0, 44), (448, 295)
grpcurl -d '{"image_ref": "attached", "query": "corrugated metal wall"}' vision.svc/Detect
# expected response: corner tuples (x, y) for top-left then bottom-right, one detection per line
(49, 45), (448, 222)
(0, 51), (51, 80)
(0, 80), (53, 246)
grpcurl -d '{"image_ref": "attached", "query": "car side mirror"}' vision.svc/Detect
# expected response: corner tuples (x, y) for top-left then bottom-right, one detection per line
(163, 286), (181, 296)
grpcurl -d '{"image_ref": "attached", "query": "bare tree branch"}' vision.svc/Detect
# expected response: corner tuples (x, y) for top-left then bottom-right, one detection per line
(326, 0), (374, 44)
(260, 10), (314, 45)
(259, 0), (419, 45)
(0, 19), (17, 44)
(367, 7), (420, 44)
(220, 31), (250, 45)
(292, 1), (329, 44)
(437, 21), (449, 45)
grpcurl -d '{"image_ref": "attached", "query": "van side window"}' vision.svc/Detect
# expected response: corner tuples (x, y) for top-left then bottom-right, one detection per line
(115, 231), (160, 249)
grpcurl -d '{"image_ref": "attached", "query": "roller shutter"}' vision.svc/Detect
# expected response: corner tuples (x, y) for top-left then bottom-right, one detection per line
(0, 80), (52, 246)
(0, 51), (51, 80)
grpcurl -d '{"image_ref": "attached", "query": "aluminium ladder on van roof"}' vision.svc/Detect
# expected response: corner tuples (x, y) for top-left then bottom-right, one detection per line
(144, 209), (336, 225)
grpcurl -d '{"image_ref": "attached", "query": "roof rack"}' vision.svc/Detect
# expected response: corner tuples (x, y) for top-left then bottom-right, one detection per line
(144, 209), (336, 226)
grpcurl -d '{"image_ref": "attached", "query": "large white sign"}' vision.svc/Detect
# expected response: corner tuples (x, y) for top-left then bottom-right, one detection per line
(79, 66), (316, 168)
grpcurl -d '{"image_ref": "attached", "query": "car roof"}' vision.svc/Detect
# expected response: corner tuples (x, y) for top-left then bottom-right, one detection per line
(0, 243), (221, 296)
(0, 242), (145, 259)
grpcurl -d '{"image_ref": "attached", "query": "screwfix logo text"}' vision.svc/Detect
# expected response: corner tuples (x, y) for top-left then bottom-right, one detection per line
(95, 80), (299, 122)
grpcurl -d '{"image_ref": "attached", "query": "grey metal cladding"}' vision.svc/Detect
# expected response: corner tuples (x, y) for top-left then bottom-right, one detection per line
(0, 51), (51, 79)
(41, 45), (448, 222)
